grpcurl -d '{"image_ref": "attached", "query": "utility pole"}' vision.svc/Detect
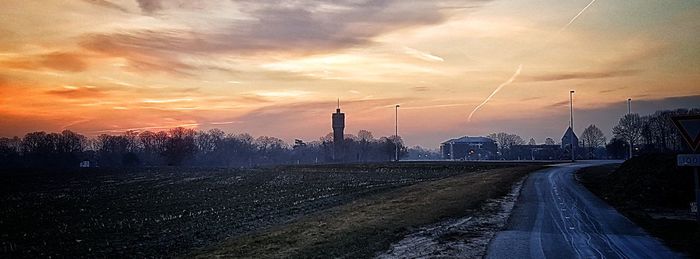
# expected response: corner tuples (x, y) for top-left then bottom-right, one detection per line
(570, 90), (575, 162)
(628, 98), (633, 159)
(395, 104), (400, 162)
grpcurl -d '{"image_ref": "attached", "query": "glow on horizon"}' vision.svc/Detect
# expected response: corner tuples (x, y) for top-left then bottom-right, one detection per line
(0, 0), (699, 148)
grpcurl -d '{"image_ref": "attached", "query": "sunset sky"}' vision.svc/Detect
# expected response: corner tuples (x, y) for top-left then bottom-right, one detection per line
(1, 0), (699, 148)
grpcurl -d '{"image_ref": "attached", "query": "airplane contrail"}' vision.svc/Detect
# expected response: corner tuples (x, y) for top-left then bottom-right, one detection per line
(561, 0), (597, 32)
(467, 64), (522, 122)
(466, 0), (597, 122)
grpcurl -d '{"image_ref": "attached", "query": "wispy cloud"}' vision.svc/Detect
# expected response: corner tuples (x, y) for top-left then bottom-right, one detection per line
(523, 69), (639, 82)
(0, 52), (89, 72)
(546, 100), (570, 108)
(46, 86), (105, 99)
(403, 47), (445, 62)
(81, 0), (128, 12)
(77, 1), (491, 74)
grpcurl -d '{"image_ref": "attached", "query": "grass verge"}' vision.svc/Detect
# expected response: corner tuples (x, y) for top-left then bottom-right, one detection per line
(191, 165), (542, 258)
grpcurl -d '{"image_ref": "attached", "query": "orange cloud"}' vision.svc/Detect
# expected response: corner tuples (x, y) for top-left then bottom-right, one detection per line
(0, 52), (89, 72)
(46, 86), (106, 99)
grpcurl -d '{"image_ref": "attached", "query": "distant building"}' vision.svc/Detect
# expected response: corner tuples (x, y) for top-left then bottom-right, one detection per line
(440, 136), (497, 160)
(561, 126), (579, 149)
(510, 144), (562, 160)
(332, 101), (345, 161)
(508, 127), (581, 160)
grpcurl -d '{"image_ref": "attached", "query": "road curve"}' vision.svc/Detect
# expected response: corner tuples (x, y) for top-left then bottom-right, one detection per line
(487, 161), (683, 259)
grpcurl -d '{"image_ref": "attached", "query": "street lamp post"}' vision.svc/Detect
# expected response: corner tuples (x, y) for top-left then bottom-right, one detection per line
(395, 104), (400, 162)
(570, 90), (575, 162)
(628, 98), (632, 159)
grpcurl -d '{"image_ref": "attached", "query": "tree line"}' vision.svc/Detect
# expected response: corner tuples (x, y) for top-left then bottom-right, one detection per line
(0, 128), (409, 168)
(486, 107), (698, 160)
(609, 108), (700, 158)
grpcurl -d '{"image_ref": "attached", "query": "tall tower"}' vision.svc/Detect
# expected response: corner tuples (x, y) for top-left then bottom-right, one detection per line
(332, 99), (345, 161)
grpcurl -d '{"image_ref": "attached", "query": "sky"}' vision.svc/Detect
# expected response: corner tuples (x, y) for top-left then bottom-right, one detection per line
(0, 0), (699, 148)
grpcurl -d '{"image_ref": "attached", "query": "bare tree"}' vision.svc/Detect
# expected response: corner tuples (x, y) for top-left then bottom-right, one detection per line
(528, 138), (536, 145)
(357, 130), (374, 142)
(488, 132), (525, 158)
(581, 124), (606, 159)
(544, 137), (556, 145)
(612, 114), (643, 156)
(163, 127), (197, 166)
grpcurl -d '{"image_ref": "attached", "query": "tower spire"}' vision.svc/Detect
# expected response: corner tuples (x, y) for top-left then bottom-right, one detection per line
(337, 98), (340, 109)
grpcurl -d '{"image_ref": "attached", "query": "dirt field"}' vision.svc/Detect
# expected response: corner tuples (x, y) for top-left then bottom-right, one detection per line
(0, 162), (536, 258)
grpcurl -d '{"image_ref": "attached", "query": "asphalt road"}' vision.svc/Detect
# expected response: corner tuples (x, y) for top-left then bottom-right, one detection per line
(487, 161), (683, 259)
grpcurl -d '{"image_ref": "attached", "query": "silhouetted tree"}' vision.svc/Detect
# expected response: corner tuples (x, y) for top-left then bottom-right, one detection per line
(544, 138), (556, 145)
(637, 108), (699, 153)
(488, 132), (525, 159)
(2, 126), (423, 168)
(162, 127), (197, 166)
(613, 114), (643, 157)
(581, 124), (606, 159)
(0, 137), (21, 167)
(97, 134), (132, 167)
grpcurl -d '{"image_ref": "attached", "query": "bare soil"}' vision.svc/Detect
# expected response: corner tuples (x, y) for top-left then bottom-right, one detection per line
(0, 162), (531, 258)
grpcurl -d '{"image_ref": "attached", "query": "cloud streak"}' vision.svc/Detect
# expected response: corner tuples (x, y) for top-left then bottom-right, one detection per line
(403, 47), (445, 62)
(0, 52), (89, 72)
(523, 69), (639, 82)
(81, 0), (128, 12)
(46, 86), (105, 99)
(77, 0), (489, 74)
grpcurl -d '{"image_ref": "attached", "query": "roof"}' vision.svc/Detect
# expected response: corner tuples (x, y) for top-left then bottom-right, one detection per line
(441, 136), (494, 145)
(562, 127), (578, 140)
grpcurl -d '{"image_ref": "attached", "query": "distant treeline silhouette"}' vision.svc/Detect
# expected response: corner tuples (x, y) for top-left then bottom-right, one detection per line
(1, 107), (696, 168)
(0, 128), (410, 168)
(608, 108), (700, 158)
(487, 108), (699, 160)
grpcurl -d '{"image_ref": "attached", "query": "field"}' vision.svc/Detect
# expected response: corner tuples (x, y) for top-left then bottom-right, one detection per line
(0, 162), (532, 258)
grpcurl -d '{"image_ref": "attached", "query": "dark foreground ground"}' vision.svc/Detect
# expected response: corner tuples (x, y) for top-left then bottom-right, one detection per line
(577, 155), (700, 258)
(0, 162), (534, 258)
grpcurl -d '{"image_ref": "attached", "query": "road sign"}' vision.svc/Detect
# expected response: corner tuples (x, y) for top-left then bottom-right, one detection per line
(671, 115), (700, 151)
(678, 154), (700, 166)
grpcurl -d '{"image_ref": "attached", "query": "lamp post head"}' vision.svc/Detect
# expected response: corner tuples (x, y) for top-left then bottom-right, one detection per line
(396, 104), (400, 108)
(570, 90), (575, 94)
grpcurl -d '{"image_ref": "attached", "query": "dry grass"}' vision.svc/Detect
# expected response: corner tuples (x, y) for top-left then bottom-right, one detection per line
(192, 165), (542, 258)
